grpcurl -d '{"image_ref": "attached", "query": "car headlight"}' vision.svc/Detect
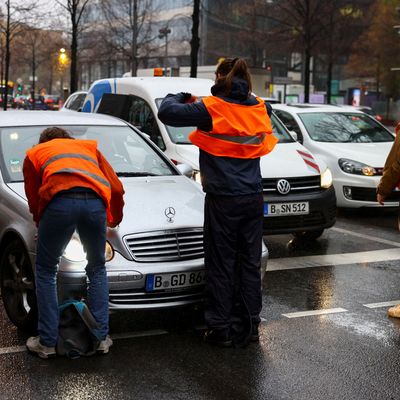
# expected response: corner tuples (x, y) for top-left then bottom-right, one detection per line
(192, 169), (202, 184)
(320, 168), (333, 188)
(63, 235), (114, 262)
(63, 235), (86, 262)
(338, 158), (379, 176)
(105, 241), (114, 262)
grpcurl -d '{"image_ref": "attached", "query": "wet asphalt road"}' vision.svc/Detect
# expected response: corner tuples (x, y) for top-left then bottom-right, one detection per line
(1, 208), (400, 400)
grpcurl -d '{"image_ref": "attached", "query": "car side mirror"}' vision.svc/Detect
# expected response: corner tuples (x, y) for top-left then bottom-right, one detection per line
(289, 130), (298, 141)
(176, 163), (193, 177)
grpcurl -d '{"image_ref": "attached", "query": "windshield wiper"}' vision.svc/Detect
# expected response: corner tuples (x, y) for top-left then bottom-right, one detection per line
(116, 172), (159, 177)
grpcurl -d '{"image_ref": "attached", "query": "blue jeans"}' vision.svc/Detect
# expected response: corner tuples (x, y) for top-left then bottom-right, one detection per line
(35, 194), (108, 346)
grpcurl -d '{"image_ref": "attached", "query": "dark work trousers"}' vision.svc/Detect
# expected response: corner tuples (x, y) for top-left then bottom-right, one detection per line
(203, 192), (263, 331)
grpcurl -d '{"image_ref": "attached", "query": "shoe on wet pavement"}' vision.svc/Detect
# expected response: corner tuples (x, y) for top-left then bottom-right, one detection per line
(203, 329), (232, 348)
(26, 336), (56, 359)
(97, 335), (113, 354)
(388, 304), (400, 318)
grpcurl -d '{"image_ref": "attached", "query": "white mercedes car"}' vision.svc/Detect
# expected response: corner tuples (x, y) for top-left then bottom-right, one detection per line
(0, 110), (269, 331)
(273, 104), (396, 208)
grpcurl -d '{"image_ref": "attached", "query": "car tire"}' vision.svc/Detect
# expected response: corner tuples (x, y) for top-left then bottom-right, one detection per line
(292, 229), (324, 241)
(0, 239), (38, 332)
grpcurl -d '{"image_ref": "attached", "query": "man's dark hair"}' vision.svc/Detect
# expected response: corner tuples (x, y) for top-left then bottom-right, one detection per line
(39, 127), (74, 144)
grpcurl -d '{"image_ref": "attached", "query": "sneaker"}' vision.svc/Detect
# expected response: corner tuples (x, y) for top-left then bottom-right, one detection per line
(203, 329), (232, 348)
(250, 324), (260, 342)
(388, 304), (400, 318)
(26, 336), (56, 359)
(97, 335), (113, 354)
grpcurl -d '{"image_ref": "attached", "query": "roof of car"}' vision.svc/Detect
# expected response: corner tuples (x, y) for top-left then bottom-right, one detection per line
(91, 77), (214, 97)
(273, 103), (364, 114)
(0, 110), (127, 127)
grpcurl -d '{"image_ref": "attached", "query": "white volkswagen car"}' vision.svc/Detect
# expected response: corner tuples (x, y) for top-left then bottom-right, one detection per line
(81, 77), (337, 239)
(273, 104), (396, 208)
(0, 111), (269, 331)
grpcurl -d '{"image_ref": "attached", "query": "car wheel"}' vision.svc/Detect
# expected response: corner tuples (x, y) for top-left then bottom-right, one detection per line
(292, 229), (324, 241)
(0, 239), (37, 332)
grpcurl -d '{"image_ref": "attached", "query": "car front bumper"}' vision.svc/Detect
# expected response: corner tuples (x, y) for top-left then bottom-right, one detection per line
(334, 174), (400, 208)
(57, 243), (269, 310)
(262, 186), (336, 235)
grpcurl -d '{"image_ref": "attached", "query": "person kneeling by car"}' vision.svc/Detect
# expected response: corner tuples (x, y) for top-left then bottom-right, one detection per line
(23, 127), (124, 359)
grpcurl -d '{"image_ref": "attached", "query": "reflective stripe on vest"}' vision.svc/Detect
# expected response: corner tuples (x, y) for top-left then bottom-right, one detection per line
(202, 132), (267, 145)
(40, 153), (99, 174)
(189, 96), (278, 159)
(53, 168), (111, 188)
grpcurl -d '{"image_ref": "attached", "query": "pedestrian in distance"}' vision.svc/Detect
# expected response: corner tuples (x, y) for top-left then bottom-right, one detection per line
(23, 127), (124, 359)
(158, 58), (278, 347)
(377, 121), (400, 318)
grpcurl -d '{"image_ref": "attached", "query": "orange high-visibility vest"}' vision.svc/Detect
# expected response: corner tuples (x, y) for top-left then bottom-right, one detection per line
(189, 96), (278, 159)
(26, 138), (111, 209)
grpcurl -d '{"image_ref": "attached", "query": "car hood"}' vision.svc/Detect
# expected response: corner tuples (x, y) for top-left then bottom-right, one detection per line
(260, 142), (325, 177)
(8, 176), (205, 233)
(313, 142), (393, 167)
(175, 142), (325, 177)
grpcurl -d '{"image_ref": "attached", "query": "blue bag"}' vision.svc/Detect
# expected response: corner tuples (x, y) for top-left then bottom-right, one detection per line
(56, 300), (100, 359)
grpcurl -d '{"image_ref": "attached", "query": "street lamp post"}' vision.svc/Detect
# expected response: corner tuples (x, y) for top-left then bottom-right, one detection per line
(158, 27), (171, 76)
(58, 48), (69, 100)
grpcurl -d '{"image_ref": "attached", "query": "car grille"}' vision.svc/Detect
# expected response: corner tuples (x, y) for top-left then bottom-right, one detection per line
(263, 176), (321, 194)
(124, 228), (204, 262)
(349, 187), (400, 202)
(109, 287), (205, 306)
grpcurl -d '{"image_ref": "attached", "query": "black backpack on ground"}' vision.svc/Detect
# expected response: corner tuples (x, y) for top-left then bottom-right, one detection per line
(56, 300), (100, 359)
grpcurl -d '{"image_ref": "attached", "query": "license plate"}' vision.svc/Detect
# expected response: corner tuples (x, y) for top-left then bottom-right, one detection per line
(146, 270), (206, 292)
(264, 202), (309, 217)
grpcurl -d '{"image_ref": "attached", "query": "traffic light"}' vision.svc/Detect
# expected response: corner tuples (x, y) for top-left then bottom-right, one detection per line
(17, 84), (23, 94)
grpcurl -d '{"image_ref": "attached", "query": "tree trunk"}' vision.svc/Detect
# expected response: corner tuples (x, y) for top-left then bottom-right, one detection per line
(304, 48), (311, 103)
(31, 45), (36, 108)
(190, 0), (200, 78)
(70, 21), (78, 94)
(130, 0), (138, 77)
(326, 60), (333, 104)
(3, 0), (11, 111)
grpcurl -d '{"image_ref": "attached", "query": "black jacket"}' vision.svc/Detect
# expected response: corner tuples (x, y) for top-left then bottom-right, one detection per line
(158, 78), (272, 195)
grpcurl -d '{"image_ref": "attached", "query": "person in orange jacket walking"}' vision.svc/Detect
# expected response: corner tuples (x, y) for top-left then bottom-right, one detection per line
(158, 58), (277, 347)
(23, 127), (124, 358)
(377, 122), (400, 318)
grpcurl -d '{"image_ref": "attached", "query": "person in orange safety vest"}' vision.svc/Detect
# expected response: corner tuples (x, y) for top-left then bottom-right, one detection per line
(158, 58), (277, 347)
(23, 127), (124, 358)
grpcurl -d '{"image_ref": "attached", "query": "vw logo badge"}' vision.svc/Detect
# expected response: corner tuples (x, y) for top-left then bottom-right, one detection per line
(276, 179), (291, 195)
(164, 207), (176, 223)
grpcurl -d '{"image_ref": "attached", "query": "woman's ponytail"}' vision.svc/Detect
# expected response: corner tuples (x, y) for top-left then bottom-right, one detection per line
(215, 58), (252, 97)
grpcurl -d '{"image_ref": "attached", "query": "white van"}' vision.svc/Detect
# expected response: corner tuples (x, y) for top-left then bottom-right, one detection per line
(82, 77), (336, 239)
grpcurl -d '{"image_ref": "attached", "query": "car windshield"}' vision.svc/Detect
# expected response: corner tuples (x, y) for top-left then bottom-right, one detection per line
(0, 125), (176, 183)
(155, 98), (293, 144)
(299, 112), (394, 143)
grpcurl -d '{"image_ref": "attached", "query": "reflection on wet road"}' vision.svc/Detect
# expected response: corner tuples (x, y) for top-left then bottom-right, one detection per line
(1, 208), (400, 399)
